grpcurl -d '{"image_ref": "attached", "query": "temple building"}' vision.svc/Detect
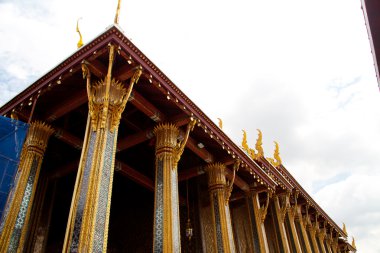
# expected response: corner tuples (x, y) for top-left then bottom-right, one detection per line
(0, 4), (357, 253)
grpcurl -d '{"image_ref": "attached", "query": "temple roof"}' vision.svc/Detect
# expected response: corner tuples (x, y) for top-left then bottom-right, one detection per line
(0, 25), (346, 238)
(362, 0), (380, 89)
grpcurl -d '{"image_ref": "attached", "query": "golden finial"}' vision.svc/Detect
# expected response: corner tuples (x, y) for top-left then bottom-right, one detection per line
(114, 0), (122, 24)
(255, 129), (264, 158)
(343, 223), (347, 235)
(352, 237), (356, 249)
(217, 118), (223, 129)
(248, 148), (256, 160)
(242, 130), (249, 152)
(273, 141), (282, 166)
(76, 18), (83, 49)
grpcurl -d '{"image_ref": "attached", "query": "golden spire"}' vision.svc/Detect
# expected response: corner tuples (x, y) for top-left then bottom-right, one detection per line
(217, 118), (223, 129)
(343, 223), (347, 235)
(242, 130), (249, 152)
(255, 129), (264, 158)
(76, 18), (83, 48)
(352, 237), (356, 249)
(114, 0), (122, 24)
(273, 141), (282, 166)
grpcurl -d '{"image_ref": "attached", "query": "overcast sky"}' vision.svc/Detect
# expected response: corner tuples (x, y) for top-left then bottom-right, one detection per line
(1, 0), (379, 251)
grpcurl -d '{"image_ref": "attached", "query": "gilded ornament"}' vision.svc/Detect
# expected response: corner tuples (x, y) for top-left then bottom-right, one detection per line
(273, 141), (282, 166)
(114, 0), (122, 24)
(76, 18), (83, 49)
(260, 191), (271, 223)
(173, 118), (196, 168)
(217, 118), (223, 129)
(255, 129), (264, 158)
(343, 222), (347, 235)
(248, 148), (256, 160)
(352, 237), (356, 249)
(225, 160), (240, 204)
(82, 47), (142, 132)
(241, 130), (249, 152)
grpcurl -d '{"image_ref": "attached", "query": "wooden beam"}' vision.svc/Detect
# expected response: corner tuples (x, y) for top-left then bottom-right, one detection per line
(54, 128), (83, 149)
(178, 166), (204, 182)
(130, 91), (165, 122)
(114, 64), (138, 81)
(226, 169), (249, 193)
(185, 137), (214, 163)
(116, 161), (154, 191)
(117, 115), (189, 152)
(178, 165), (250, 193)
(47, 160), (79, 180)
(43, 89), (87, 122)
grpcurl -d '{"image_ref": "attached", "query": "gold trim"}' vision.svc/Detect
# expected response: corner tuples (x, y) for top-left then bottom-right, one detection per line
(225, 160), (240, 204)
(0, 122), (53, 252)
(273, 195), (291, 253)
(206, 163), (236, 253)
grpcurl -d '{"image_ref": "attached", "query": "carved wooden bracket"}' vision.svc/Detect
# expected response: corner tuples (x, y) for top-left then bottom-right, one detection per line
(279, 192), (290, 222)
(225, 160), (240, 204)
(260, 191), (272, 223)
(173, 118), (196, 168)
(289, 190), (299, 218)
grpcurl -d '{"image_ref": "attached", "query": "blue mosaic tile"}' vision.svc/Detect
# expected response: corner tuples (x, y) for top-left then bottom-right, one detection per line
(153, 158), (164, 253)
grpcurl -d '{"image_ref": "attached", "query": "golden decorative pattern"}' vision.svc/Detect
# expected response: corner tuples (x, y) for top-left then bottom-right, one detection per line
(241, 130), (249, 152)
(217, 118), (223, 130)
(76, 18), (83, 49)
(0, 121), (53, 253)
(206, 163), (236, 253)
(63, 45), (139, 252)
(153, 121), (195, 253)
(255, 129), (264, 158)
(272, 195), (291, 252)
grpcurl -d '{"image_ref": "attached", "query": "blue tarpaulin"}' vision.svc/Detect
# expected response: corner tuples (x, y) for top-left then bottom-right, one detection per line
(0, 116), (29, 219)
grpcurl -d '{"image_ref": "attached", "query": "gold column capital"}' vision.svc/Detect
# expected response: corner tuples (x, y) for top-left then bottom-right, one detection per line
(205, 163), (227, 190)
(25, 121), (54, 155)
(0, 121), (53, 252)
(154, 123), (179, 151)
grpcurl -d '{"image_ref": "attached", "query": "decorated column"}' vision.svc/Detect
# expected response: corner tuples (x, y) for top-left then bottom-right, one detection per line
(62, 45), (142, 252)
(0, 121), (54, 252)
(271, 194), (291, 253)
(153, 120), (195, 253)
(325, 233), (334, 253)
(317, 227), (327, 253)
(331, 236), (339, 253)
(295, 206), (313, 253)
(206, 163), (236, 253)
(307, 220), (321, 253)
(286, 193), (303, 253)
(245, 187), (270, 253)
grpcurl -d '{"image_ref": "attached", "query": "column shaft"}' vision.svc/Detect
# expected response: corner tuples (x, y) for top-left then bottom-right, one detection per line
(206, 163), (236, 253)
(272, 195), (291, 253)
(153, 124), (181, 253)
(287, 208), (303, 253)
(318, 231), (327, 253)
(307, 225), (320, 253)
(246, 191), (269, 253)
(0, 122), (53, 253)
(63, 46), (141, 252)
(295, 208), (313, 253)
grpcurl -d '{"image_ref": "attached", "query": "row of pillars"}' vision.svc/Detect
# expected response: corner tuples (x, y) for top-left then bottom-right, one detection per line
(0, 46), (345, 252)
(0, 119), (343, 253)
